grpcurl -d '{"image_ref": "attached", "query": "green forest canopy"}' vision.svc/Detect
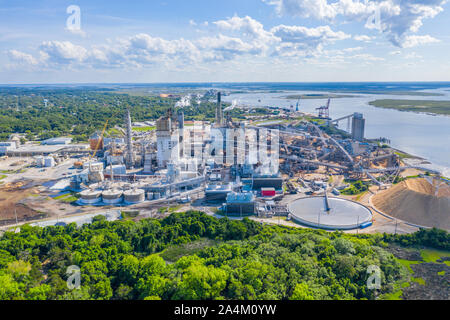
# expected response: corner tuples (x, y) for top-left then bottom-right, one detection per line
(0, 88), (247, 142)
(0, 211), (448, 300)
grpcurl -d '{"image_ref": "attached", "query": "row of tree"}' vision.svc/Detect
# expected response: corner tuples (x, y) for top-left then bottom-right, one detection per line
(0, 88), (245, 142)
(2, 211), (446, 300)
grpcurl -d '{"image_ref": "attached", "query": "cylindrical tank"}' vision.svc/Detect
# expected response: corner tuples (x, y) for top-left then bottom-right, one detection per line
(74, 161), (84, 169)
(146, 192), (154, 200)
(111, 164), (126, 175)
(153, 192), (161, 200)
(122, 183), (131, 190)
(188, 159), (197, 172)
(123, 189), (145, 204)
(102, 189), (123, 204)
(79, 189), (102, 204)
(35, 156), (44, 167)
(70, 179), (81, 190)
(44, 156), (55, 167)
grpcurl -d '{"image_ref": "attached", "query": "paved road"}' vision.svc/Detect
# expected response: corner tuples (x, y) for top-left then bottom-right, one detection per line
(30, 210), (122, 228)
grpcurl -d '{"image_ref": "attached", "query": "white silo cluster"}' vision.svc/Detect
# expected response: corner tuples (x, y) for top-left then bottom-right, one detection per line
(78, 180), (151, 206)
(72, 104), (208, 206)
(34, 155), (55, 167)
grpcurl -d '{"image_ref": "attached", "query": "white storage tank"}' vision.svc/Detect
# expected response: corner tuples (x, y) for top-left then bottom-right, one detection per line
(44, 156), (55, 167)
(147, 192), (154, 200)
(188, 159), (198, 172)
(111, 164), (127, 175)
(35, 156), (44, 167)
(79, 189), (102, 204)
(102, 189), (123, 205)
(123, 189), (145, 204)
(83, 161), (104, 171)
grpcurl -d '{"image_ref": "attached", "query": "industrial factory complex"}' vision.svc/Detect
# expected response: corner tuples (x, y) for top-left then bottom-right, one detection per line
(0, 91), (448, 233)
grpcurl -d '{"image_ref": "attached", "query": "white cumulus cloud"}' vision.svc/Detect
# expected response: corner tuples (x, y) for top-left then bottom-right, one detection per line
(39, 41), (88, 64)
(214, 15), (276, 42)
(7, 50), (39, 65)
(401, 34), (440, 48)
(263, 0), (447, 47)
(354, 35), (373, 42)
(270, 24), (350, 55)
(5, 16), (383, 70)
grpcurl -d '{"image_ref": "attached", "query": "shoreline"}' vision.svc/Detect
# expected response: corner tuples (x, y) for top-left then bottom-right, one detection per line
(299, 115), (448, 177)
(368, 99), (450, 117)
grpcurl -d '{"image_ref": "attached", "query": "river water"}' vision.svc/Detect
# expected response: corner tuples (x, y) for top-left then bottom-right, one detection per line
(223, 89), (450, 176)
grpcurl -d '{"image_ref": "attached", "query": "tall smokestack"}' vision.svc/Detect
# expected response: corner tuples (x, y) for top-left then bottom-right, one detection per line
(178, 109), (184, 158)
(125, 107), (134, 168)
(177, 109), (184, 129)
(216, 92), (223, 126)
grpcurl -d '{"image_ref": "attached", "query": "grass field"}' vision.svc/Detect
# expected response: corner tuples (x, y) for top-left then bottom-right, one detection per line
(397, 258), (421, 274)
(394, 151), (416, 160)
(343, 91), (442, 96)
(411, 277), (426, 285)
(54, 192), (79, 203)
(284, 94), (356, 100)
(105, 128), (123, 136)
(158, 206), (181, 214)
(420, 248), (450, 263)
(253, 119), (289, 125)
(355, 191), (368, 201)
(159, 238), (220, 263)
(132, 126), (156, 132)
(369, 99), (450, 115)
(380, 259), (420, 300)
(382, 289), (404, 300)
(121, 211), (140, 220)
(380, 248), (450, 300)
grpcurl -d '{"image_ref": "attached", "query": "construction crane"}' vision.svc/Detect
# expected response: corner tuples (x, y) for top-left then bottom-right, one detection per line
(296, 97), (301, 112)
(316, 98), (330, 119)
(89, 107), (123, 159)
(90, 119), (109, 159)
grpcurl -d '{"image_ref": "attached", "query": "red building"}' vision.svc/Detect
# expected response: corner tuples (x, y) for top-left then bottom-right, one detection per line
(261, 187), (276, 197)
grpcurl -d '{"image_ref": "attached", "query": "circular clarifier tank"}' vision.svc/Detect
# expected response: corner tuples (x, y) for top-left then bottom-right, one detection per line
(288, 196), (372, 230)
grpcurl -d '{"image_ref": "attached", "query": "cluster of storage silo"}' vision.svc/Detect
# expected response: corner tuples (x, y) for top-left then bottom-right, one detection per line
(146, 191), (161, 200)
(34, 155), (55, 167)
(77, 165), (204, 206)
(79, 185), (148, 206)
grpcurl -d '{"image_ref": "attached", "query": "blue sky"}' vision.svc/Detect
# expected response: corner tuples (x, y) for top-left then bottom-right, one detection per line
(1, 0), (450, 83)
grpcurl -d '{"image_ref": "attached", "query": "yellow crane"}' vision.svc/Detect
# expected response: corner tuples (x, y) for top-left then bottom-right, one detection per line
(88, 105), (128, 160)
(90, 119), (110, 159)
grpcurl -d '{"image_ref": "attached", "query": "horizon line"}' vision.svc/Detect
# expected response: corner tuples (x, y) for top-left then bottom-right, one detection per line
(2, 80), (450, 86)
